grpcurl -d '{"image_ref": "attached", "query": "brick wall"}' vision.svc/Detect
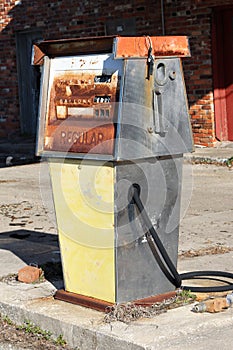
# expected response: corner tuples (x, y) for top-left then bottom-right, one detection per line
(0, 0), (161, 139)
(0, 1), (20, 137)
(0, 0), (232, 145)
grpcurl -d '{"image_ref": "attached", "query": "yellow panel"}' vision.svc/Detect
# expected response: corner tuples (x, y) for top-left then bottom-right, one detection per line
(49, 159), (115, 303)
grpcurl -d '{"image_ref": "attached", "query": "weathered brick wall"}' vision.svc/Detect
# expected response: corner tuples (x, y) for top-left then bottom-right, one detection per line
(0, 0), (161, 138)
(0, 0), (232, 145)
(0, 1), (20, 137)
(164, 0), (233, 146)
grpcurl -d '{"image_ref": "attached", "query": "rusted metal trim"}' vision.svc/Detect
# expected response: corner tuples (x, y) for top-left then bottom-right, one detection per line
(32, 45), (45, 65)
(134, 290), (177, 307)
(54, 290), (114, 312)
(54, 289), (177, 312)
(33, 35), (190, 65)
(33, 36), (116, 64)
(114, 36), (191, 58)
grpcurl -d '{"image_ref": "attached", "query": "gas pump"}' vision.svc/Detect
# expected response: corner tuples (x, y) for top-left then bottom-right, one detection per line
(34, 36), (193, 309)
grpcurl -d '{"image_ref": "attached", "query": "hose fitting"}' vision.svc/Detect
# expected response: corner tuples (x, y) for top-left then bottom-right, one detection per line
(193, 293), (233, 313)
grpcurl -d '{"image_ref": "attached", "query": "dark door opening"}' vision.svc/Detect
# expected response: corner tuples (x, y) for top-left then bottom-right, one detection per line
(16, 30), (42, 137)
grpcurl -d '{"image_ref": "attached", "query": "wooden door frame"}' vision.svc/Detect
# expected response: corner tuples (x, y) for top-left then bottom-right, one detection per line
(212, 6), (233, 141)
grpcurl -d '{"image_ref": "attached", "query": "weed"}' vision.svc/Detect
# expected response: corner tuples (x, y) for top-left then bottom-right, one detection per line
(2, 315), (13, 325)
(55, 334), (67, 346)
(32, 269), (46, 284)
(177, 289), (196, 301)
(0, 273), (17, 283)
(104, 290), (196, 324)
(18, 320), (52, 340)
(0, 315), (69, 348)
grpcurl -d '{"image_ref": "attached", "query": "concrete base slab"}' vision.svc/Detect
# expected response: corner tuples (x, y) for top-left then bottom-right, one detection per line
(0, 278), (233, 350)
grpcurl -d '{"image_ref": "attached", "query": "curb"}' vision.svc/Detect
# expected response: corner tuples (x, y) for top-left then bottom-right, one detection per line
(184, 154), (233, 167)
(0, 283), (233, 350)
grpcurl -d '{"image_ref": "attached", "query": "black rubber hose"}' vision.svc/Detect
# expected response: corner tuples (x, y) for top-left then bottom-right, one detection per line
(131, 184), (233, 293)
(131, 184), (182, 288)
(180, 271), (233, 293)
(146, 232), (179, 286)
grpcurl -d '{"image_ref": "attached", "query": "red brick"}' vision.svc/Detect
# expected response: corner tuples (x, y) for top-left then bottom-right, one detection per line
(18, 266), (42, 284)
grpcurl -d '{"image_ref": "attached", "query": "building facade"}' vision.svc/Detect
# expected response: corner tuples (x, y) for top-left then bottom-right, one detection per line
(0, 0), (232, 146)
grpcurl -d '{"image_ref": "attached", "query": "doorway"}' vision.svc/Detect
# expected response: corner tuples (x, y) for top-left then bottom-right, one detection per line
(16, 30), (42, 137)
(213, 7), (233, 141)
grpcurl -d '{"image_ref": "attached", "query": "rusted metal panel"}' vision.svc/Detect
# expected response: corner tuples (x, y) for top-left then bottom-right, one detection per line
(42, 62), (120, 155)
(32, 44), (44, 65)
(114, 36), (190, 58)
(44, 121), (115, 154)
(33, 35), (190, 65)
(33, 36), (115, 64)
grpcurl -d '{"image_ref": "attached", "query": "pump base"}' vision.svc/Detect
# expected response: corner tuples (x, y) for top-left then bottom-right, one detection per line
(54, 290), (114, 312)
(54, 289), (177, 312)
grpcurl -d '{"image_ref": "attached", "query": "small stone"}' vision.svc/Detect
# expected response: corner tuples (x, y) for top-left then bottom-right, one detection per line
(18, 266), (42, 283)
(6, 156), (13, 166)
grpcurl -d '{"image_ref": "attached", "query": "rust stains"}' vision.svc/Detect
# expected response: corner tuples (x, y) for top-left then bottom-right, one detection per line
(33, 36), (116, 64)
(32, 36), (190, 65)
(55, 289), (114, 312)
(44, 71), (120, 155)
(114, 36), (190, 59)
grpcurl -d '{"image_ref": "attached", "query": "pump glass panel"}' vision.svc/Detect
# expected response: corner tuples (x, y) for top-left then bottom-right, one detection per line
(40, 54), (123, 156)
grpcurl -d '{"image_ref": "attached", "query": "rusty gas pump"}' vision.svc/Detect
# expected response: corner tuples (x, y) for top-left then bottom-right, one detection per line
(33, 36), (193, 310)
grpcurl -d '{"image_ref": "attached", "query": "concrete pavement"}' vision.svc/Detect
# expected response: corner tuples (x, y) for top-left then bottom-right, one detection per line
(0, 145), (233, 349)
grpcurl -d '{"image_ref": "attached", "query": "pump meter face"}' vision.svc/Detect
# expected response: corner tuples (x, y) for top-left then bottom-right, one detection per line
(37, 54), (123, 158)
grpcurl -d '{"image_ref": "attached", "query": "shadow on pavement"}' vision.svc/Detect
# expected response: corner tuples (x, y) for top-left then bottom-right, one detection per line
(0, 229), (64, 289)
